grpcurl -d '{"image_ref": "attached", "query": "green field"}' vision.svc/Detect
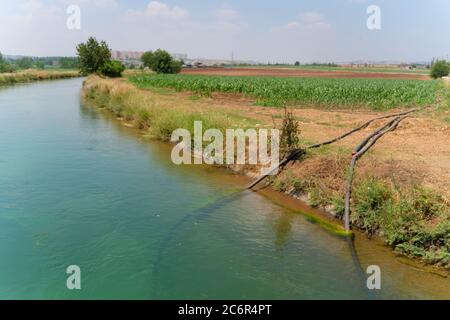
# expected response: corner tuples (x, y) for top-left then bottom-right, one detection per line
(130, 74), (438, 111)
(235, 65), (430, 74)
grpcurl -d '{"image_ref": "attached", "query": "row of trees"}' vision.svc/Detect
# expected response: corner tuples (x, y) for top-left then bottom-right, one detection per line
(76, 37), (183, 78)
(0, 53), (15, 73)
(0, 53), (78, 73)
(0, 53), (79, 73)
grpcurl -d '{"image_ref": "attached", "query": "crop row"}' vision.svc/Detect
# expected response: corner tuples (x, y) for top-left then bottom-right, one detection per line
(130, 74), (438, 110)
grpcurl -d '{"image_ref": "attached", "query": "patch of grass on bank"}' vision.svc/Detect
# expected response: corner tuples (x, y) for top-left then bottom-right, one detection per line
(0, 70), (79, 85)
(351, 179), (449, 268)
(434, 80), (450, 124)
(130, 74), (438, 111)
(271, 164), (450, 269)
(82, 76), (233, 141)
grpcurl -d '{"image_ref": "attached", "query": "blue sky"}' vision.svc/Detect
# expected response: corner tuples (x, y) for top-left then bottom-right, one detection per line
(1, 0), (449, 62)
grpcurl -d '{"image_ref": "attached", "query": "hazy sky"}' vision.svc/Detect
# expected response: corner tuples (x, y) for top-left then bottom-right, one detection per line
(1, 0), (449, 62)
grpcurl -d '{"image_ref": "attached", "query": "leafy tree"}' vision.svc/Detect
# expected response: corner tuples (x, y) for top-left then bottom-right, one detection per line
(169, 59), (182, 74)
(59, 57), (79, 69)
(0, 53), (15, 73)
(35, 60), (46, 69)
(430, 60), (449, 79)
(141, 51), (154, 68)
(294, 61), (300, 66)
(100, 60), (125, 78)
(76, 37), (111, 75)
(16, 57), (34, 69)
(141, 49), (182, 74)
(0, 52), (8, 73)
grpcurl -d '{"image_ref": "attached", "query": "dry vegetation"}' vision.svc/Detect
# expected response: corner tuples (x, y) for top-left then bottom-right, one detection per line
(0, 69), (79, 85)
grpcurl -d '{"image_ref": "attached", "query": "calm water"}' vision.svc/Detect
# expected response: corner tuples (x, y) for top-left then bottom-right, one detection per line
(0, 79), (448, 299)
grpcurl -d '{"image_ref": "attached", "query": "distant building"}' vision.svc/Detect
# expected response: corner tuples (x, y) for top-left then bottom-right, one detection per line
(111, 50), (188, 66)
(172, 53), (188, 61)
(111, 50), (144, 61)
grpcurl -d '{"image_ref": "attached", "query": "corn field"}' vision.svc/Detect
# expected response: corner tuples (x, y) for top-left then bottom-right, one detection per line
(130, 74), (438, 110)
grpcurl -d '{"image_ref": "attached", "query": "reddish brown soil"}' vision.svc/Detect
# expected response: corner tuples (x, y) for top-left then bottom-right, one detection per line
(181, 67), (430, 80)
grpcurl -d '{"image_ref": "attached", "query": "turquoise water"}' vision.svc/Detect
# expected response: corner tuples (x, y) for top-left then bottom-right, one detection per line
(0, 79), (447, 299)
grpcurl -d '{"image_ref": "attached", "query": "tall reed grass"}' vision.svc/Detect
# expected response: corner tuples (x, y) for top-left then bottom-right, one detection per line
(82, 76), (233, 141)
(0, 70), (79, 86)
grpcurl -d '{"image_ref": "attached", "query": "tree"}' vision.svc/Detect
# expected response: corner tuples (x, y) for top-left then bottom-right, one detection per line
(100, 60), (125, 78)
(59, 57), (79, 69)
(0, 53), (15, 73)
(76, 37), (111, 75)
(141, 51), (154, 68)
(141, 49), (182, 74)
(16, 57), (34, 69)
(430, 60), (449, 79)
(35, 60), (46, 69)
(294, 61), (300, 66)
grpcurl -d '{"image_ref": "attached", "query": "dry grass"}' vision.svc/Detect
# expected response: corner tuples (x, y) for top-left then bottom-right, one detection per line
(0, 69), (79, 85)
(82, 76), (236, 140)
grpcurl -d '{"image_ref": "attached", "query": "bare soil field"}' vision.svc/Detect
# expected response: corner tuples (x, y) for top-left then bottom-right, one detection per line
(181, 67), (431, 80)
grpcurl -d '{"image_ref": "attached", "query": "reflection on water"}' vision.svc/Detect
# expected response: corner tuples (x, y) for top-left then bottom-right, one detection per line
(0, 78), (448, 299)
(272, 212), (293, 250)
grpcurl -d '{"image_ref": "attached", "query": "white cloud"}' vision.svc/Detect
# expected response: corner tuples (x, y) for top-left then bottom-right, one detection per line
(145, 1), (189, 19)
(276, 11), (331, 31)
(284, 21), (299, 29)
(123, 1), (189, 22)
(213, 4), (247, 34)
(6, 0), (62, 22)
(59, 0), (118, 9)
(298, 12), (325, 24)
(19, 0), (43, 12)
(215, 5), (240, 20)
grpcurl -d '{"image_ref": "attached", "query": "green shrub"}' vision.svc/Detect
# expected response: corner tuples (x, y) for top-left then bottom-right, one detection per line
(141, 49), (182, 74)
(0, 52), (15, 73)
(351, 178), (392, 235)
(331, 195), (345, 218)
(430, 60), (449, 79)
(350, 178), (449, 267)
(280, 107), (300, 157)
(100, 60), (125, 78)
